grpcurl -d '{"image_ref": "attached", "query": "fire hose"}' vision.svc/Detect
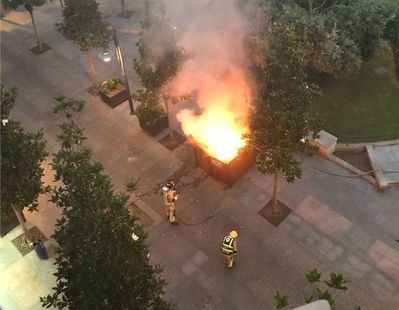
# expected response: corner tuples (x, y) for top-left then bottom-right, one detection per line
(176, 198), (232, 226)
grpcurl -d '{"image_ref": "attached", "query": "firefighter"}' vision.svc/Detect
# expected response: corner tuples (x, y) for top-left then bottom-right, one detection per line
(221, 230), (238, 268)
(162, 180), (179, 225)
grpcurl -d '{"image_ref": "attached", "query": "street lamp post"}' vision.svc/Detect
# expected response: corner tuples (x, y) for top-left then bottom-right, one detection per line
(100, 28), (135, 114)
(112, 29), (135, 114)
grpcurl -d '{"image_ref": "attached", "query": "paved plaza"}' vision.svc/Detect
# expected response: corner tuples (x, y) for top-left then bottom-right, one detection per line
(1, 1), (399, 309)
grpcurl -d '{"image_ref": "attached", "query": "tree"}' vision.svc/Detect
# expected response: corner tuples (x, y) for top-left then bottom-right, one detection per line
(384, 0), (399, 80)
(0, 84), (48, 242)
(57, 0), (111, 89)
(275, 4), (362, 76)
(246, 21), (321, 213)
(133, 0), (183, 137)
(327, 0), (391, 59)
(2, 0), (46, 50)
(41, 96), (171, 309)
(274, 268), (355, 309)
(120, 0), (126, 17)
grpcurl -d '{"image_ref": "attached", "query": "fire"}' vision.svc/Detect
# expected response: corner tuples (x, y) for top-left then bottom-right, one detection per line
(178, 105), (247, 163)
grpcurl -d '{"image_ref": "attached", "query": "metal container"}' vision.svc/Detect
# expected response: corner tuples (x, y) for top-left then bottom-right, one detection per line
(192, 141), (254, 187)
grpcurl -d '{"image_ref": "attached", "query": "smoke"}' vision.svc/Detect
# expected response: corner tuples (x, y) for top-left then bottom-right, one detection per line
(165, 0), (254, 116)
(143, 0), (259, 158)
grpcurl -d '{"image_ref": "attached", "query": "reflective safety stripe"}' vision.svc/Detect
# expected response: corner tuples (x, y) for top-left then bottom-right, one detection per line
(221, 236), (235, 254)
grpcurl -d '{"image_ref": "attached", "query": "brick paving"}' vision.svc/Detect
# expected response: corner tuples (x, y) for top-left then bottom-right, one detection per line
(1, 1), (399, 309)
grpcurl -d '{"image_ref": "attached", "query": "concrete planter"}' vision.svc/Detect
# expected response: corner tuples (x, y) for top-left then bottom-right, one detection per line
(99, 87), (130, 108)
(138, 115), (169, 136)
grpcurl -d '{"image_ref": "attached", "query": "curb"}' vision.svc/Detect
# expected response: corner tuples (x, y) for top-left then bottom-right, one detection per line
(336, 139), (399, 151)
(324, 154), (378, 188)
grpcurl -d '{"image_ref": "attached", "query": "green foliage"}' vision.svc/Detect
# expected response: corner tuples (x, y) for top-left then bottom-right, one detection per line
(99, 75), (124, 94)
(0, 84), (48, 215)
(126, 177), (139, 193)
(57, 0), (111, 52)
(274, 291), (289, 309)
(384, 0), (399, 45)
(275, 4), (361, 76)
(41, 99), (171, 309)
(383, 0), (399, 80)
(53, 95), (84, 118)
(133, 1), (182, 126)
(132, 88), (166, 126)
(327, 0), (392, 59)
(1, 0), (45, 12)
(305, 288), (334, 307)
(275, 269), (354, 309)
(325, 273), (351, 291)
(306, 268), (322, 283)
(247, 21), (321, 184)
(134, 49), (182, 92)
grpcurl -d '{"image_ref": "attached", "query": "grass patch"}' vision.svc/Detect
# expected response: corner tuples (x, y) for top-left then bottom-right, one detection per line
(311, 44), (399, 142)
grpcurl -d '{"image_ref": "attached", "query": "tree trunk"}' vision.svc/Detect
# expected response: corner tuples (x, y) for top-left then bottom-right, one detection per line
(121, 0), (126, 17)
(87, 50), (98, 89)
(308, 0), (313, 13)
(271, 173), (279, 214)
(12, 205), (32, 243)
(393, 45), (399, 81)
(163, 94), (175, 139)
(28, 9), (42, 50)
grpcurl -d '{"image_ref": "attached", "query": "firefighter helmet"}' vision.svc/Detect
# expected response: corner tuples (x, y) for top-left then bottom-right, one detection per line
(165, 180), (175, 189)
(229, 230), (238, 238)
(162, 180), (175, 193)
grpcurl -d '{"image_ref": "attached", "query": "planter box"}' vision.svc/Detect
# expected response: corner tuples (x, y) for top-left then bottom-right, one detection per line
(192, 141), (255, 187)
(99, 87), (130, 108)
(138, 116), (169, 136)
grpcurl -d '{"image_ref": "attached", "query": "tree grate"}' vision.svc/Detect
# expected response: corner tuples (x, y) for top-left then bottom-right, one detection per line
(158, 131), (187, 151)
(127, 202), (154, 228)
(30, 43), (52, 55)
(85, 86), (100, 97)
(11, 226), (47, 256)
(258, 200), (292, 227)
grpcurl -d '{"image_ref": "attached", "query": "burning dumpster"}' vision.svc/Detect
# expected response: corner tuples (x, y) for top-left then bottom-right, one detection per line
(192, 141), (254, 187)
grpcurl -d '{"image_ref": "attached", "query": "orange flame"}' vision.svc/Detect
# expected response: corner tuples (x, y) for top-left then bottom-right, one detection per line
(178, 105), (247, 164)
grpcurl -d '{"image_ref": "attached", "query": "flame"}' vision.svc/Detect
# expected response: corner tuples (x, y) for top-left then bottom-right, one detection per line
(178, 105), (247, 163)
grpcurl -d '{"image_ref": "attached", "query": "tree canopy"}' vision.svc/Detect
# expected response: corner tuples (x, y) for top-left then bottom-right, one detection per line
(247, 21), (320, 183)
(1, 0), (45, 12)
(57, 0), (111, 52)
(269, 0), (398, 77)
(41, 97), (171, 309)
(0, 84), (48, 215)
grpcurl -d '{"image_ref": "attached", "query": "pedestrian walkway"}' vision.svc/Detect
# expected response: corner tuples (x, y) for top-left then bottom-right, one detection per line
(1, 1), (399, 309)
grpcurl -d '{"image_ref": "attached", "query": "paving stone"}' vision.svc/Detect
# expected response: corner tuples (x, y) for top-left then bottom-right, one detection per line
(368, 272), (396, 301)
(314, 237), (334, 256)
(308, 230), (321, 241)
(340, 262), (363, 280)
(287, 213), (303, 225)
(347, 254), (371, 273)
(325, 245), (344, 262)
(377, 257), (399, 282)
(305, 236), (317, 246)
(296, 196), (352, 239)
(192, 251), (208, 266)
(181, 260), (197, 276)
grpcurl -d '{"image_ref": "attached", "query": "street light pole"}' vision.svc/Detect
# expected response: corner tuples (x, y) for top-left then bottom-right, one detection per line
(112, 28), (135, 114)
